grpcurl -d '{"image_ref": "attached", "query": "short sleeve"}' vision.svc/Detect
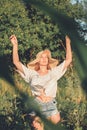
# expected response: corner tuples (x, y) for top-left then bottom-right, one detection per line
(17, 63), (35, 83)
(51, 60), (67, 80)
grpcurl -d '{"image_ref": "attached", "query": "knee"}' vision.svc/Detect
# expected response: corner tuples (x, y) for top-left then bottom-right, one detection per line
(50, 113), (61, 124)
(53, 115), (61, 124)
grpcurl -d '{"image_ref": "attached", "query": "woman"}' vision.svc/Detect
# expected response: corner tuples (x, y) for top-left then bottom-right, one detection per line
(10, 34), (72, 125)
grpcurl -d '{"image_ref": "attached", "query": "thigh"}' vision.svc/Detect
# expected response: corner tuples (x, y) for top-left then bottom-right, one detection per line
(34, 98), (59, 119)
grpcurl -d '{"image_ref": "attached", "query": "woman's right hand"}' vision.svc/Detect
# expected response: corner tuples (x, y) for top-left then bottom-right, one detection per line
(10, 35), (18, 46)
(65, 35), (71, 44)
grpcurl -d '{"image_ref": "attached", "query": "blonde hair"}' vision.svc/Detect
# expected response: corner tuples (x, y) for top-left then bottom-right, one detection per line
(27, 49), (58, 70)
(34, 61), (51, 71)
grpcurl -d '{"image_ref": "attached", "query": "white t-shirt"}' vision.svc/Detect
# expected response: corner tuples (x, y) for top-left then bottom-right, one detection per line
(18, 61), (67, 98)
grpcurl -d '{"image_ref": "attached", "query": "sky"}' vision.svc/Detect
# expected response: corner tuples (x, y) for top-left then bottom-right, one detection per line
(71, 0), (82, 4)
(71, 0), (87, 41)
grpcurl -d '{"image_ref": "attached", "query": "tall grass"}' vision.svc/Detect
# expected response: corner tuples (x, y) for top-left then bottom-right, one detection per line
(0, 71), (87, 130)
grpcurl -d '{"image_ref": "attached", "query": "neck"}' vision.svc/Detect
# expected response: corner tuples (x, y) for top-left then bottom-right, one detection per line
(39, 65), (48, 72)
(38, 65), (48, 75)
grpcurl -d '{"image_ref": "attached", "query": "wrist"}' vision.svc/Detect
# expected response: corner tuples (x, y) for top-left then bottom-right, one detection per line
(13, 43), (18, 47)
(13, 44), (18, 51)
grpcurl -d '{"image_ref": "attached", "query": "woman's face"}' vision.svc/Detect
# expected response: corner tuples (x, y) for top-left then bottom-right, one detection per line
(39, 53), (49, 66)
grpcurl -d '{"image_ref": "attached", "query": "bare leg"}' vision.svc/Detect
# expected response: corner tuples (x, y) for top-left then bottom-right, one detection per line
(32, 116), (44, 130)
(48, 113), (61, 124)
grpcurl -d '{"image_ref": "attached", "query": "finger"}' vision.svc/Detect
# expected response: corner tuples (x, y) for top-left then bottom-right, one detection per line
(9, 34), (15, 40)
(9, 36), (14, 40)
(65, 35), (69, 38)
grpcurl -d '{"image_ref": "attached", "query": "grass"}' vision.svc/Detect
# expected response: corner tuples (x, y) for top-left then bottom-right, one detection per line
(0, 72), (87, 130)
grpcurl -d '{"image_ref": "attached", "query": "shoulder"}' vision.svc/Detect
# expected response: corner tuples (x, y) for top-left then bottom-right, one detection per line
(51, 60), (66, 71)
(21, 63), (37, 75)
(50, 60), (67, 79)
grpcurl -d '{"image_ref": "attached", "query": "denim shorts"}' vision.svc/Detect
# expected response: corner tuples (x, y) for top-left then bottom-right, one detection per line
(34, 98), (59, 118)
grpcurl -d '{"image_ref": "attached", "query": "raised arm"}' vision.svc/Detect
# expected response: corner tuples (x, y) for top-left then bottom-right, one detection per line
(10, 35), (24, 73)
(64, 35), (72, 69)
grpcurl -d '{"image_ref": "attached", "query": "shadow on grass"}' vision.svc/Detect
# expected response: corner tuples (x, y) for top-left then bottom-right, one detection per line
(0, 115), (11, 130)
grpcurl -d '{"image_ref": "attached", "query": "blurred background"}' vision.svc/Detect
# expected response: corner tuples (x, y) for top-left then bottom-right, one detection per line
(0, 0), (87, 130)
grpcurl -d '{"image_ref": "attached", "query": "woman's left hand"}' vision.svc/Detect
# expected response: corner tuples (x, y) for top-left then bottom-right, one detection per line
(65, 35), (71, 44)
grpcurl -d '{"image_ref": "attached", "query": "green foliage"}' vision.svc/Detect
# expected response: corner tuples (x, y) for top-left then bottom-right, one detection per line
(32, 0), (85, 19)
(0, 0), (30, 57)
(56, 64), (87, 130)
(0, 78), (31, 130)
(0, 0), (85, 63)
(0, 0), (62, 68)
(60, 100), (87, 130)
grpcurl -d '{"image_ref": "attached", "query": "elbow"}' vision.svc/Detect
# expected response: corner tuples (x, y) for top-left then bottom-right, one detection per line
(13, 60), (19, 67)
(13, 60), (17, 65)
(66, 54), (72, 64)
(68, 57), (72, 65)
(69, 57), (72, 64)
(65, 57), (72, 67)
